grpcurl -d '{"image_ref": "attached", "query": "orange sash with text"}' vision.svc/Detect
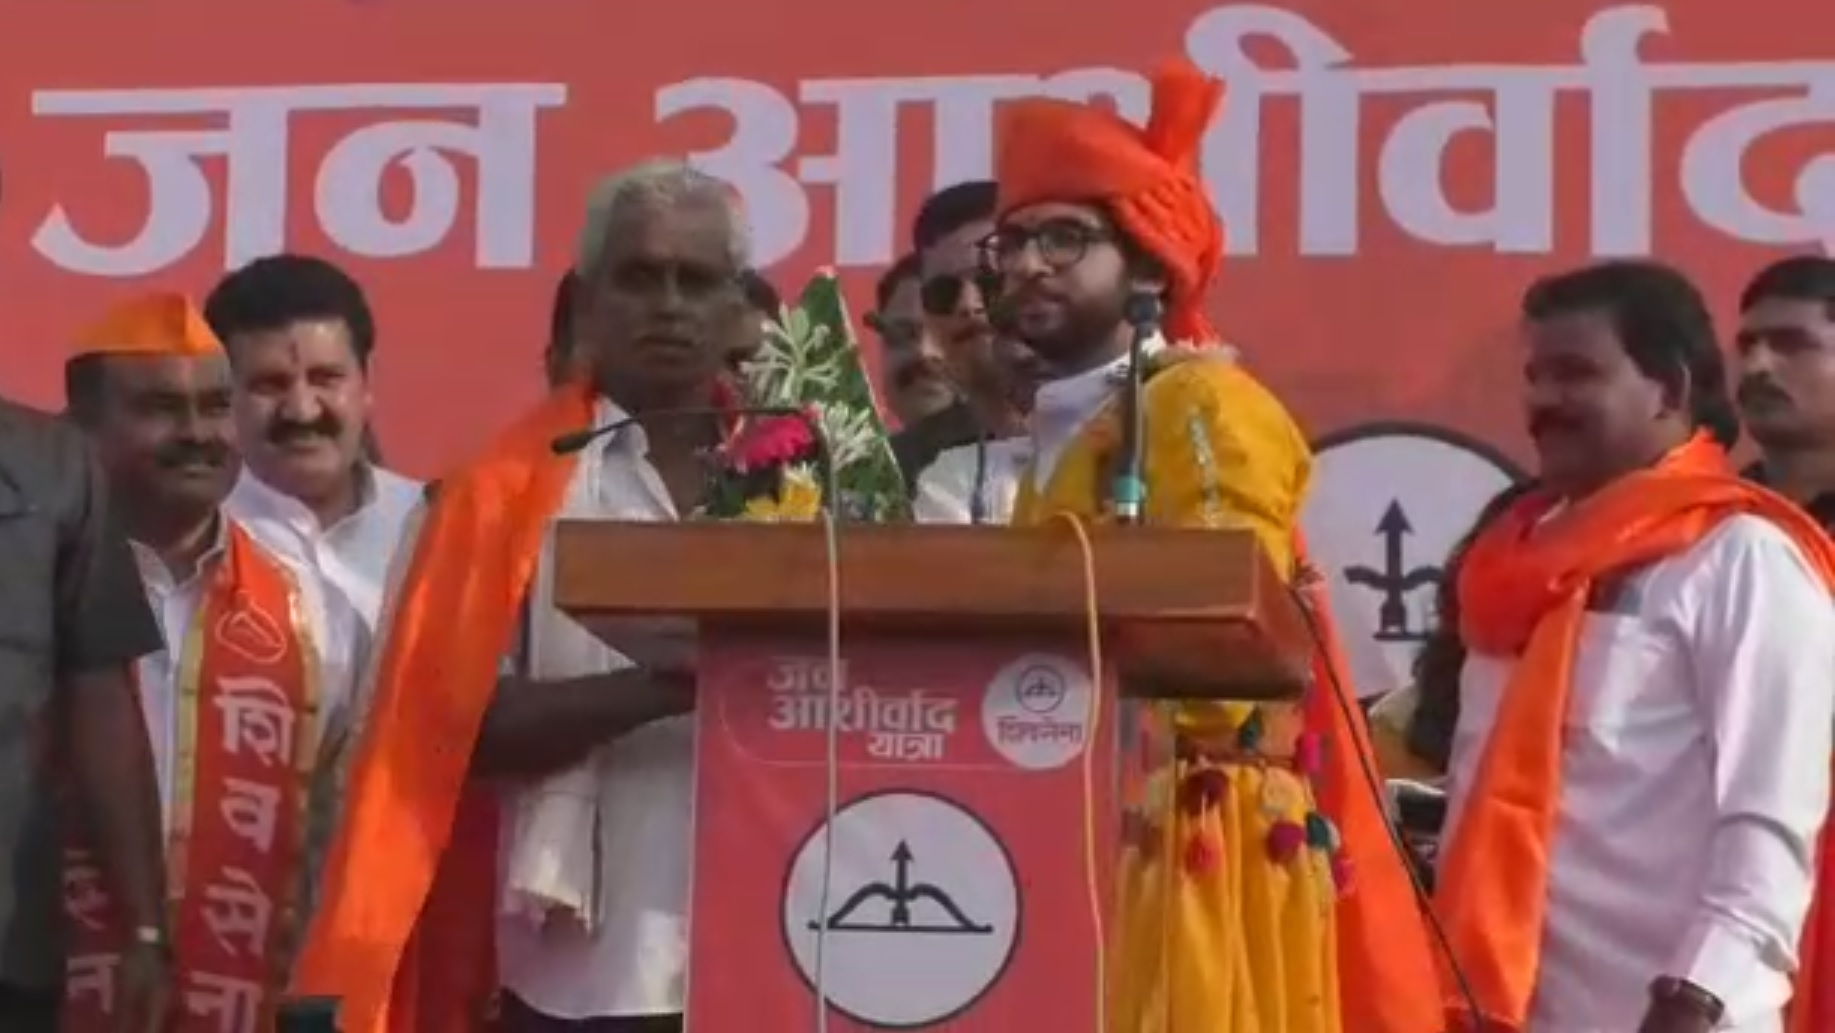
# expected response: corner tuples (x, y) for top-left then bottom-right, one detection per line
(63, 521), (320, 1033)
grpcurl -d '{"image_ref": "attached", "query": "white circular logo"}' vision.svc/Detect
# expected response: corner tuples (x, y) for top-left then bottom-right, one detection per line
(1300, 424), (1522, 699)
(782, 791), (1020, 1028)
(980, 654), (1093, 770)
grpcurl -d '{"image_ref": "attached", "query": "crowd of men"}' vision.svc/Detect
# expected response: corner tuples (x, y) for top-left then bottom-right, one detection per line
(2, 57), (1835, 1033)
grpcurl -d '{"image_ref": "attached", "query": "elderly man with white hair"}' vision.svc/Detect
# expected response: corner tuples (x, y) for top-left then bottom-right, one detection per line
(291, 160), (753, 1033)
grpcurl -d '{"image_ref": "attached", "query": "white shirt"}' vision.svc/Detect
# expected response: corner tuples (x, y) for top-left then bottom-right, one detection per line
(912, 438), (1030, 525)
(131, 517), (366, 828)
(496, 398), (693, 1019)
(1443, 515), (1835, 1032)
(1027, 347), (1146, 487)
(224, 463), (423, 637)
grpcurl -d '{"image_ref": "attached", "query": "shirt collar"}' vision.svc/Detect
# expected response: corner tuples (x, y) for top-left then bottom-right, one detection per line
(1029, 334), (1167, 442)
(130, 512), (230, 592)
(231, 460), (414, 536)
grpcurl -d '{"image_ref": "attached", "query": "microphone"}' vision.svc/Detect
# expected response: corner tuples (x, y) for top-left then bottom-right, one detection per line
(1112, 293), (1163, 526)
(550, 407), (740, 456)
(549, 404), (837, 515)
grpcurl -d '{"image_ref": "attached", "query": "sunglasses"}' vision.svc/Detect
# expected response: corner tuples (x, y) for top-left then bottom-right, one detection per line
(919, 268), (1005, 317)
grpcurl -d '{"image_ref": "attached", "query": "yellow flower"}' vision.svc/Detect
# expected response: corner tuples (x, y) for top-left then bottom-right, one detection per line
(742, 468), (823, 522)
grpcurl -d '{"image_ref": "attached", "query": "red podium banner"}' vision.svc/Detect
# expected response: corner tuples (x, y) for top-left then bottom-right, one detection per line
(689, 633), (1118, 1031)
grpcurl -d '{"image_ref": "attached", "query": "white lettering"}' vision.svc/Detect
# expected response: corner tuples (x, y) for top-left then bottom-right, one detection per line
(1680, 79), (1835, 250)
(654, 4), (1835, 269)
(32, 83), (565, 276)
(185, 970), (264, 1033)
(657, 78), (809, 267)
(995, 715), (1089, 748)
(67, 953), (118, 1012)
(201, 866), (273, 958)
(765, 656), (846, 695)
(768, 682), (959, 742)
(214, 675), (296, 768)
(220, 777), (283, 854)
(864, 731), (947, 762)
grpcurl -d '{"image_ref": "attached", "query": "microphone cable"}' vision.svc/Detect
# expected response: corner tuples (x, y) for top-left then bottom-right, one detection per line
(1284, 578), (1481, 1025)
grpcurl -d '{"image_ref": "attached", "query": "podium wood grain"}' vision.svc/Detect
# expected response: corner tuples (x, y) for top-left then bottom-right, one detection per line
(551, 521), (1313, 700)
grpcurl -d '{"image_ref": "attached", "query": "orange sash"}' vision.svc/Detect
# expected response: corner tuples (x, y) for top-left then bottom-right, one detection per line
(1292, 534), (1446, 1033)
(1434, 434), (1835, 1031)
(64, 520), (320, 1033)
(290, 384), (595, 1033)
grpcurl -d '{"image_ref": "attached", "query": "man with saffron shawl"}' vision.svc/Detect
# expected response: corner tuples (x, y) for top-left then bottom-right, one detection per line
(290, 161), (757, 1032)
(1436, 260), (1835, 1033)
(61, 294), (368, 1031)
(989, 61), (1442, 1031)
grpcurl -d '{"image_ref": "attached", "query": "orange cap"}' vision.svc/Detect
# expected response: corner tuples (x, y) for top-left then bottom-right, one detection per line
(995, 59), (1225, 342)
(70, 293), (223, 360)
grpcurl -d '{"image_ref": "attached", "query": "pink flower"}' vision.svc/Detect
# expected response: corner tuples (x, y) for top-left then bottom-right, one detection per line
(725, 411), (815, 473)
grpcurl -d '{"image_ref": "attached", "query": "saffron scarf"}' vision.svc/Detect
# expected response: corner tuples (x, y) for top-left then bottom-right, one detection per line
(290, 383), (595, 1033)
(65, 521), (318, 1032)
(1435, 433), (1835, 1031)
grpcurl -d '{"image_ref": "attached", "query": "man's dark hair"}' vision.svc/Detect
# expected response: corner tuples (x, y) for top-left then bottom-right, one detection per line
(1738, 254), (1835, 315)
(203, 254), (376, 368)
(912, 181), (998, 253)
(876, 253), (922, 312)
(1521, 259), (1740, 448)
(741, 269), (783, 316)
(62, 354), (110, 427)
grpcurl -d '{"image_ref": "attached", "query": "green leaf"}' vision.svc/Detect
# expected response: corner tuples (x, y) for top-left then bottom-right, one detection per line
(735, 272), (912, 522)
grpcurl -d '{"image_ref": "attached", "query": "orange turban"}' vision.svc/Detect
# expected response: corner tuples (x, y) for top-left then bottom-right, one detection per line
(71, 293), (222, 360)
(995, 60), (1225, 343)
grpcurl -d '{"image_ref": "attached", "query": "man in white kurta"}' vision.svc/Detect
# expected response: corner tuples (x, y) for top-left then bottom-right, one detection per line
(1446, 514), (1835, 1030)
(1436, 259), (1835, 1033)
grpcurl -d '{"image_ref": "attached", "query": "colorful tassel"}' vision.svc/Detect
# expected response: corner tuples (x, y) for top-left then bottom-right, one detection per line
(1178, 767), (1228, 816)
(1293, 731), (1322, 776)
(1183, 832), (1221, 874)
(1265, 819), (1306, 862)
(1259, 773), (1299, 819)
(1235, 708), (1265, 752)
(1304, 811), (1342, 852)
(1330, 853), (1356, 895)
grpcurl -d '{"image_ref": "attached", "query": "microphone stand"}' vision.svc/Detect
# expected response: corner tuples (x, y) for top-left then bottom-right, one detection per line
(1112, 294), (1163, 527)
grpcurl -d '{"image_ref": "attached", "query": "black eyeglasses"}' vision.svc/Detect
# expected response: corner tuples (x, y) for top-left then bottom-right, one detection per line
(981, 219), (1112, 272)
(919, 269), (1004, 317)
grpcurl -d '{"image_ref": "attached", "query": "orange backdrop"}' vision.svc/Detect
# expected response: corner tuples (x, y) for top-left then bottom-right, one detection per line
(2, 0), (1830, 476)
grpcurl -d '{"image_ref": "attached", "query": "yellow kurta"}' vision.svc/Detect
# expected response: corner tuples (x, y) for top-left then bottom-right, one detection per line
(1013, 354), (1342, 1033)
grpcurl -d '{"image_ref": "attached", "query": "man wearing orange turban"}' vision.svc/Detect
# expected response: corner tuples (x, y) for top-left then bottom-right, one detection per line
(61, 295), (368, 1033)
(992, 61), (1444, 1031)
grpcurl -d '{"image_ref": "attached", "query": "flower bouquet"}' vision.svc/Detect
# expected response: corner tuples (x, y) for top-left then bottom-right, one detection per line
(701, 271), (911, 523)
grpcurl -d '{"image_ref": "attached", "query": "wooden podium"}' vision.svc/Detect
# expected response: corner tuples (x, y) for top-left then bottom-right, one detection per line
(552, 521), (1313, 1032)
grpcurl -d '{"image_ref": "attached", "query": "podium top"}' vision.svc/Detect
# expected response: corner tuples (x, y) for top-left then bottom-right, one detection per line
(551, 521), (1314, 700)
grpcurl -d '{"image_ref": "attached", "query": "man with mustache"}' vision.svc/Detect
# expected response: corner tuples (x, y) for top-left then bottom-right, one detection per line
(293, 160), (748, 1033)
(59, 294), (365, 1032)
(889, 181), (1041, 492)
(869, 252), (957, 426)
(1734, 256), (1835, 531)
(1436, 260), (1835, 1033)
(205, 255), (423, 647)
(988, 60), (1442, 1031)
